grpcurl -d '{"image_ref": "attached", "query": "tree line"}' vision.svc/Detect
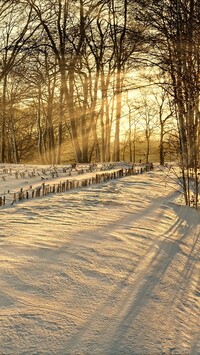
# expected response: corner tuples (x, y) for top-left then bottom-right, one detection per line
(136, 0), (200, 207)
(0, 0), (199, 206)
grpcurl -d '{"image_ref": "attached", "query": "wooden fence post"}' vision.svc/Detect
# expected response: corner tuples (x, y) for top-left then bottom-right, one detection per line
(42, 182), (45, 196)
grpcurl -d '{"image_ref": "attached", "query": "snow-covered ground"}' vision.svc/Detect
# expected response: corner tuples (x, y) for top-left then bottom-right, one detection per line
(0, 163), (199, 354)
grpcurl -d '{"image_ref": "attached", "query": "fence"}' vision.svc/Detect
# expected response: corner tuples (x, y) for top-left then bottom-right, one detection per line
(0, 164), (153, 207)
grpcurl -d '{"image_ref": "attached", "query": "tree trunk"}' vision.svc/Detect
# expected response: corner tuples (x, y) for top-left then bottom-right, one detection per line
(81, 73), (89, 163)
(56, 85), (64, 164)
(65, 67), (83, 162)
(37, 84), (45, 164)
(114, 67), (123, 162)
(9, 114), (19, 164)
(1, 74), (7, 162)
(159, 122), (164, 165)
(145, 129), (150, 164)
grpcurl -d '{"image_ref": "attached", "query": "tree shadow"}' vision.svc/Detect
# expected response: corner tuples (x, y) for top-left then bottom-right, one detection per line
(62, 192), (200, 354)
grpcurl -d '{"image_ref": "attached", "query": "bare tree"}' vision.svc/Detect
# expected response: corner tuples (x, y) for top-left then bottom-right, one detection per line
(136, 0), (200, 207)
(151, 84), (174, 165)
(0, 1), (40, 162)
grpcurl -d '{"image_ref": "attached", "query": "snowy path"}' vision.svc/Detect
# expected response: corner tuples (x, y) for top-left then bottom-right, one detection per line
(0, 169), (200, 354)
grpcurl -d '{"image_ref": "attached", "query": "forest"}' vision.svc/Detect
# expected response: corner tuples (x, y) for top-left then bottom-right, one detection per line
(0, 0), (200, 206)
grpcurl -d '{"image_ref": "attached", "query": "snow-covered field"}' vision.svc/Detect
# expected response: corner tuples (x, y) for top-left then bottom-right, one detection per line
(0, 163), (199, 354)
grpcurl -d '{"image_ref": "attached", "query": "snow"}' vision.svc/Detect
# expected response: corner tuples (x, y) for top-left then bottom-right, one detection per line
(0, 163), (199, 354)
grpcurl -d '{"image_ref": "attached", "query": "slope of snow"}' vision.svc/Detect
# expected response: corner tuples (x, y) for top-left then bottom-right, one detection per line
(0, 164), (199, 354)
